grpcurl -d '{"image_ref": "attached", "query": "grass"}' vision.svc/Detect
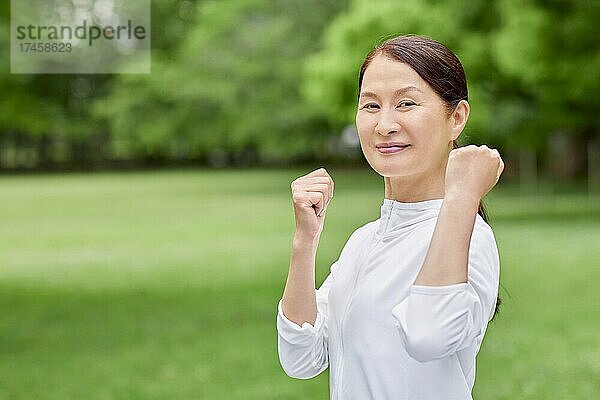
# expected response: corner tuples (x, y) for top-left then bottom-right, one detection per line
(0, 168), (598, 399)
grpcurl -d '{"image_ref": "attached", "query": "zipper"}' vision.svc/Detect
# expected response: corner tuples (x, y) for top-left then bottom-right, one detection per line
(335, 202), (392, 398)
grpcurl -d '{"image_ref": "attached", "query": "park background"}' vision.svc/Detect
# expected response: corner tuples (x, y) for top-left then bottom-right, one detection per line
(0, 0), (599, 398)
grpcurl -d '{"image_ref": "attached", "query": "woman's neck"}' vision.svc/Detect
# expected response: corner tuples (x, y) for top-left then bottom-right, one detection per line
(384, 168), (446, 202)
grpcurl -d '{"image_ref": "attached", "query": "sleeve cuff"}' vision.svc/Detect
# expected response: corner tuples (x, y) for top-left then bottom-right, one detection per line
(391, 282), (471, 336)
(277, 299), (324, 340)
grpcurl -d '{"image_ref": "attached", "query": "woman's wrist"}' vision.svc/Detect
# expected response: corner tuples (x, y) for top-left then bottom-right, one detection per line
(443, 191), (480, 213)
(293, 230), (319, 249)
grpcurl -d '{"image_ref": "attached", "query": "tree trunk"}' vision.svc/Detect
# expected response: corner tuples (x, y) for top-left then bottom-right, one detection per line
(519, 148), (538, 195)
(588, 138), (599, 198)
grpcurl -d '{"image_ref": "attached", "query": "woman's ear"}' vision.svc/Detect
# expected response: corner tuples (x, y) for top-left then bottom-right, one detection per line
(450, 100), (470, 141)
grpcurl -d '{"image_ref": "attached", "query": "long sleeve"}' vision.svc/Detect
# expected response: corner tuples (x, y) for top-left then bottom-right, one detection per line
(391, 222), (500, 363)
(276, 259), (340, 379)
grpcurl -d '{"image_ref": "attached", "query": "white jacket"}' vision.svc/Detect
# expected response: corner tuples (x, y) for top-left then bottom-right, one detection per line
(277, 198), (500, 400)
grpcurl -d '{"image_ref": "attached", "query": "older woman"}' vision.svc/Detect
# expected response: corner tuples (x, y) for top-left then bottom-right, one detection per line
(277, 34), (504, 400)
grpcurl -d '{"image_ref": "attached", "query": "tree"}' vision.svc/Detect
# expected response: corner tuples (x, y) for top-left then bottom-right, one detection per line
(94, 0), (348, 164)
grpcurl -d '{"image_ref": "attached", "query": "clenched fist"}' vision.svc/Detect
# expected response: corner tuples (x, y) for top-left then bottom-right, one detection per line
(291, 167), (334, 240)
(445, 145), (505, 203)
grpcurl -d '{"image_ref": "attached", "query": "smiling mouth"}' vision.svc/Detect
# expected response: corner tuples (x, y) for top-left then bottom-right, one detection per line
(376, 144), (411, 154)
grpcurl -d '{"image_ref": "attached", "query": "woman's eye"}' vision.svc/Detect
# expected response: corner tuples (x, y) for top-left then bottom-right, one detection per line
(362, 103), (380, 110)
(398, 101), (416, 108)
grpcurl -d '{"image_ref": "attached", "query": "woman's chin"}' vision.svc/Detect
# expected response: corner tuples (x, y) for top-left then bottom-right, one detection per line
(368, 159), (415, 177)
(370, 163), (415, 178)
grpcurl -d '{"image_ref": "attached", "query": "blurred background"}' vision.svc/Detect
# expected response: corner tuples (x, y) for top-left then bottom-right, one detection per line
(0, 0), (598, 399)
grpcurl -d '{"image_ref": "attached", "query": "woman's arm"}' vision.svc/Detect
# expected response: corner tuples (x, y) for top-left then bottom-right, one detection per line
(277, 234), (330, 379)
(278, 245), (341, 379)
(415, 145), (503, 287)
(391, 145), (504, 363)
(413, 193), (478, 286)
(281, 233), (319, 326)
(281, 167), (334, 326)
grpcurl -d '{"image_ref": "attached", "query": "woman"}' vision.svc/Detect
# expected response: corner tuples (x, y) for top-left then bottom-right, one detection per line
(276, 34), (504, 400)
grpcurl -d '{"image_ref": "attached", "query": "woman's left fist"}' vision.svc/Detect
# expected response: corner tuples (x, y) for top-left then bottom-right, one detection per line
(445, 145), (505, 203)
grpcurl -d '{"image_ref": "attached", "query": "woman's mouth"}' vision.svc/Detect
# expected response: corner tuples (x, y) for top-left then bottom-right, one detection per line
(376, 144), (411, 154)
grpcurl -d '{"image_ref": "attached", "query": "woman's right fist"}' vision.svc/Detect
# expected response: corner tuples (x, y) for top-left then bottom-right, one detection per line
(290, 167), (334, 240)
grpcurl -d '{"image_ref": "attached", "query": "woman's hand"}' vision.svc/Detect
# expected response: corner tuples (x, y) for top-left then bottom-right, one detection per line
(445, 145), (505, 203)
(291, 167), (334, 240)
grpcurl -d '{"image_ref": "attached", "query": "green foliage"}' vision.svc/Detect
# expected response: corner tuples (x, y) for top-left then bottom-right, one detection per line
(0, 0), (598, 168)
(94, 0), (347, 163)
(491, 0), (600, 140)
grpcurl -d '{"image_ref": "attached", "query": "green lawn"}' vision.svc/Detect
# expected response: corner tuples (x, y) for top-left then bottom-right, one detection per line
(0, 168), (598, 399)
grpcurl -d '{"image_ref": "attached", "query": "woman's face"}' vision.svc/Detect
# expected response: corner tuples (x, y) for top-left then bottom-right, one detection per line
(356, 54), (458, 179)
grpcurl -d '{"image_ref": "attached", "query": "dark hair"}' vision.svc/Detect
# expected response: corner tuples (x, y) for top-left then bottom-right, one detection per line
(358, 34), (502, 322)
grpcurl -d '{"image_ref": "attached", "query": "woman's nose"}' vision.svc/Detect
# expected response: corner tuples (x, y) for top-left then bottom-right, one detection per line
(375, 109), (400, 135)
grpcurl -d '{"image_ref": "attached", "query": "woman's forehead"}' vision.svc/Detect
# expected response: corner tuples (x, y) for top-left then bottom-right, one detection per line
(361, 55), (428, 95)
